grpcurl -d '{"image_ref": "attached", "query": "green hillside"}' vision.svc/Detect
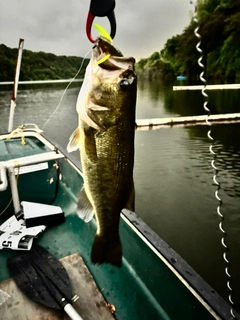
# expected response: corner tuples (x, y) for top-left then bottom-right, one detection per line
(136, 0), (240, 82)
(0, 44), (89, 81)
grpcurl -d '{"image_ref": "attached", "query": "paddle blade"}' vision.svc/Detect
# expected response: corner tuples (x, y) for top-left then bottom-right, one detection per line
(7, 245), (72, 310)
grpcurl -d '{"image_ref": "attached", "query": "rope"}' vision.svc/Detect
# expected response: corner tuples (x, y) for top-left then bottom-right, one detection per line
(42, 48), (92, 130)
(191, 2), (236, 318)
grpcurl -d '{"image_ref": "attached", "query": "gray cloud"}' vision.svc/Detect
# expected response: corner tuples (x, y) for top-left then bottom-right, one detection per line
(0, 0), (191, 60)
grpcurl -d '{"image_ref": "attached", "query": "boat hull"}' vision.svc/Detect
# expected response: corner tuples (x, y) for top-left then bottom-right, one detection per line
(0, 131), (238, 319)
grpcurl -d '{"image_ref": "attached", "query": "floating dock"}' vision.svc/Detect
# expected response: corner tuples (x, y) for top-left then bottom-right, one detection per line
(173, 84), (240, 90)
(0, 79), (83, 85)
(136, 113), (240, 130)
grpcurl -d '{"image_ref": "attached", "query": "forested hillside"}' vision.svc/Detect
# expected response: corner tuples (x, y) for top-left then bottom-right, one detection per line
(0, 44), (89, 81)
(136, 0), (240, 82)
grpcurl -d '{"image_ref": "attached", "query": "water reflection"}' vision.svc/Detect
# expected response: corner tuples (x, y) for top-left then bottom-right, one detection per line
(137, 77), (240, 118)
(135, 123), (240, 311)
(136, 78), (240, 311)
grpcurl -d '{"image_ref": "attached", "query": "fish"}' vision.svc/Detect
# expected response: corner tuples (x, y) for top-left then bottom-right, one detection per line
(67, 37), (137, 267)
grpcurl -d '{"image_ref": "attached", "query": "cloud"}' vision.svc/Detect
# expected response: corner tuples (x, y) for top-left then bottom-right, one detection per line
(0, 0), (191, 59)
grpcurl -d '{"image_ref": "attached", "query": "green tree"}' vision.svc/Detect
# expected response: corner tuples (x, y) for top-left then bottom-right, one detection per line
(136, 0), (240, 82)
(0, 44), (89, 81)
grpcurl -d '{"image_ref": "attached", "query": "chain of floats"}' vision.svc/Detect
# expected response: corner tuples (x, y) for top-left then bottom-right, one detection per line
(190, 2), (236, 318)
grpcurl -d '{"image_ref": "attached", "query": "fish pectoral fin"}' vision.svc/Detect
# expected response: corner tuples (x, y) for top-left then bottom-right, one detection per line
(77, 187), (95, 222)
(124, 182), (135, 212)
(67, 127), (81, 152)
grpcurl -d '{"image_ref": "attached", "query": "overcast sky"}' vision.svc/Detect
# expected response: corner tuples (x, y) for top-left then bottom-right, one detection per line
(0, 0), (192, 60)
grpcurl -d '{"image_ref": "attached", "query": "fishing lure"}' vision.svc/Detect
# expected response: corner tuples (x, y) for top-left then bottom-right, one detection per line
(94, 24), (112, 66)
(94, 23), (113, 42)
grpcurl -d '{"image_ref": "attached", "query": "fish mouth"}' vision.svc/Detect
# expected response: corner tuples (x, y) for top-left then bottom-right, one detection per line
(93, 37), (123, 61)
(93, 37), (136, 71)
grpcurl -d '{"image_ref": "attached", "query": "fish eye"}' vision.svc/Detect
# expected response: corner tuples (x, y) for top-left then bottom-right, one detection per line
(119, 79), (130, 89)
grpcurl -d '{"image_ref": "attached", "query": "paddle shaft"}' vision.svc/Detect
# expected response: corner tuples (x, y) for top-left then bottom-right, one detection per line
(33, 262), (84, 320)
(64, 303), (84, 320)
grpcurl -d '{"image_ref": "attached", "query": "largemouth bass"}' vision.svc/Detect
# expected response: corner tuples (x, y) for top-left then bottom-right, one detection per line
(67, 37), (137, 267)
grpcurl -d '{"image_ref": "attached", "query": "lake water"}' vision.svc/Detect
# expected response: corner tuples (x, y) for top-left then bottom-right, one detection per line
(0, 79), (240, 313)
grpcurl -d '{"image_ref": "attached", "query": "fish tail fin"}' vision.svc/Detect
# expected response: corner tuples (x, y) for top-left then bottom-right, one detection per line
(67, 127), (81, 152)
(91, 235), (122, 267)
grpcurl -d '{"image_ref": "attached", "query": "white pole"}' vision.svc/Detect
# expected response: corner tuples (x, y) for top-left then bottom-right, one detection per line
(8, 38), (24, 133)
(7, 167), (21, 215)
(8, 99), (16, 133)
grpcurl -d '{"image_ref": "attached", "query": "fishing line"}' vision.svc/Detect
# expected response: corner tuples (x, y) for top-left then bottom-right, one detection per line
(42, 48), (92, 130)
(191, 2), (236, 318)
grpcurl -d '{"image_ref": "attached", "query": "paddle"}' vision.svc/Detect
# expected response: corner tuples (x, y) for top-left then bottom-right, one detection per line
(7, 245), (83, 320)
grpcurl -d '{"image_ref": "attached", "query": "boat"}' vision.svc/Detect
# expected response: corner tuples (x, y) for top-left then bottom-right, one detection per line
(176, 76), (187, 81)
(0, 126), (239, 320)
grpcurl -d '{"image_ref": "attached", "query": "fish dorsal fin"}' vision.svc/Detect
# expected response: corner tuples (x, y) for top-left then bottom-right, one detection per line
(67, 127), (81, 153)
(77, 186), (95, 222)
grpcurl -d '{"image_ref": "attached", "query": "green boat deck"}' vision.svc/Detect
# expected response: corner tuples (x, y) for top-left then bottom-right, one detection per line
(0, 133), (236, 319)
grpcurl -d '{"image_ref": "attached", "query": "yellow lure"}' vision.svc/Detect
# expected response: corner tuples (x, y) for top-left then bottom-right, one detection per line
(93, 24), (113, 65)
(93, 24), (113, 42)
(94, 54), (111, 66)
